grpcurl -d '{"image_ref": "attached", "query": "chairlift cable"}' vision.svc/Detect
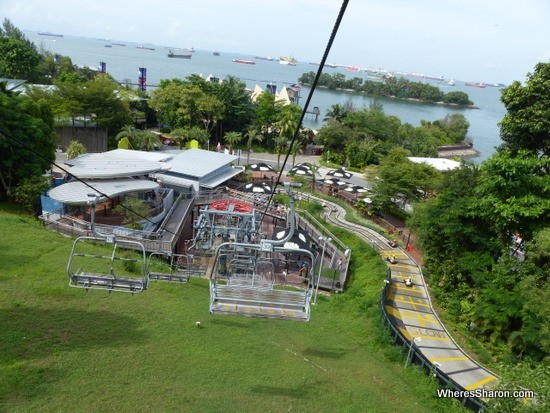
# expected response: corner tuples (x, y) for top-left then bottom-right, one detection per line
(258, 0), (349, 225)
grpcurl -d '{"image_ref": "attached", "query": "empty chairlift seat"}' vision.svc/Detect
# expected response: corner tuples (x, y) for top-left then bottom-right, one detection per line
(148, 252), (201, 283)
(209, 243), (313, 322)
(67, 236), (149, 293)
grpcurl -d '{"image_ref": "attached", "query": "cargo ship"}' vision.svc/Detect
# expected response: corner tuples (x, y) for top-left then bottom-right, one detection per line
(167, 50), (192, 59)
(465, 82), (486, 88)
(233, 59), (255, 65)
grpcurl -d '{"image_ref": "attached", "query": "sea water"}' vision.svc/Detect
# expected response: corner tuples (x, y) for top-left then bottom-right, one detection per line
(26, 31), (508, 162)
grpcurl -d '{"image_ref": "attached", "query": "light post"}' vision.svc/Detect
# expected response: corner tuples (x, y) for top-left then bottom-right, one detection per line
(405, 337), (421, 367)
(207, 139), (210, 151)
(313, 236), (331, 305)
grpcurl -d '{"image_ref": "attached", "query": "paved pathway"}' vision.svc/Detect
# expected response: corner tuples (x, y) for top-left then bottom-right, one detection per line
(321, 200), (498, 394)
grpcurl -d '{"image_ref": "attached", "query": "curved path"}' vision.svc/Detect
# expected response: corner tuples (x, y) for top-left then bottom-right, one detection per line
(323, 202), (498, 394)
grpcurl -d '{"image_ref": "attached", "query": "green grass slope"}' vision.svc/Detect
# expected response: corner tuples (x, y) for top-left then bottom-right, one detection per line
(0, 204), (464, 413)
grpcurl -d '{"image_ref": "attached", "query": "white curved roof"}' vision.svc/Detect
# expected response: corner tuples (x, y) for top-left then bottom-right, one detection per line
(48, 179), (158, 205)
(67, 153), (170, 178)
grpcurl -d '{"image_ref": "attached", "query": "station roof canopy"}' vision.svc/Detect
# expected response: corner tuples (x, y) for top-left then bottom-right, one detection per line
(164, 149), (237, 178)
(151, 149), (242, 189)
(47, 178), (159, 205)
(62, 148), (242, 190)
(66, 151), (171, 179)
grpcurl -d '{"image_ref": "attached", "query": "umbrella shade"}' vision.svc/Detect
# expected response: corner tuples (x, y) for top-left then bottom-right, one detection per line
(272, 227), (311, 250)
(248, 162), (275, 172)
(326, 168), (353, 179)
(344, 185), (368, 193)
(243, 182), (273, 194)
(323, 178), (348, 187)
(288, 165), (312, 176)
(294, 162), (312, 170)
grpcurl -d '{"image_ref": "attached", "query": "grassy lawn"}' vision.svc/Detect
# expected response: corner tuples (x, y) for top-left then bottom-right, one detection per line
(0, 204), (464, 413)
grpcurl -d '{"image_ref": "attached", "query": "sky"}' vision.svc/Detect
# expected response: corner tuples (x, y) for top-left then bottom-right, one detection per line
(2, 0), (549, 84)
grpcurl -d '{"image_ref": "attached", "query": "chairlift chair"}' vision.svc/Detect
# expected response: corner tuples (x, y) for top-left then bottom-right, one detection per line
(66, 193), (149, 293)
(148, 251), (203, 282)
(208, 183), (315, 321)
(209, 242), (314, 321)
(67, 235), (149, 293)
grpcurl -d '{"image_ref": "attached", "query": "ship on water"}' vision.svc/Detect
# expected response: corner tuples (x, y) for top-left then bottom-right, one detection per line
(136, 45), (155, 51)
(167, 50), (192, 59)
(309, 62), (337, 68)
(255, 55), (274, 61)
(233, 59), (255, 65)
(279, 56), (297, 66)
(465, 82), (486, 88)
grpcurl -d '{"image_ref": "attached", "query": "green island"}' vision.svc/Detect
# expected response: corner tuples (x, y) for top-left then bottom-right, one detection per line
(298, 71), (475, 107)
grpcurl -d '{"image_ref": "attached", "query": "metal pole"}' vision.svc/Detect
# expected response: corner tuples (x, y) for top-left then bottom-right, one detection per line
(313, 236), (330, 305)
(405, 337), (421, 367)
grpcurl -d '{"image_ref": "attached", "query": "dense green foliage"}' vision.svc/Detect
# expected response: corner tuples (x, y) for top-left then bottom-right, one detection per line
(149, 75), (253, 142)
(409, 152), (549, 360)
(13, 175), (50, 214)
(371, 147), (443, 210)
(0, 87), (56, 199)
(315, 104), (470, 167)
(299, 71), (474, 106)
(0, 19), (42, 81)
(113, 198), (150, 229)
(66, 140), (87, 159)
(405, 63), (550, 411)
(499, 62), (550, 157)
(0, 205), (465, 413)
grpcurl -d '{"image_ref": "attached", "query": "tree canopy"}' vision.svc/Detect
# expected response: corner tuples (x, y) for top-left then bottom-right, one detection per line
(407, 62), (550, 371)
(0, 19), (42, 81)
(499, 62), (550, 158)
(315, 105), (471, 167)
(0, 87), (56, 198)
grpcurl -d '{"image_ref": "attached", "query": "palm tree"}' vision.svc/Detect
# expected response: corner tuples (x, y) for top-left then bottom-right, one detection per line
(224, 131), (242, 153)
(115, 125), (139, 149)
(289, 138), (303, 166)
(274, 135), (289, 169)
(308, 163), (321, 193)
(245, 127), (264, 164)
(170, 127), (190, 149)
(275, 105), (299, 139)
(323, 101), (354, 123)
(187, 126), (209, 148)
(137, 130), (161, 151)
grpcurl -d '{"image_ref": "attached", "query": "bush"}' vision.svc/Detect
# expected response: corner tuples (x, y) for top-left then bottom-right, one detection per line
(13, 175), (50, 214)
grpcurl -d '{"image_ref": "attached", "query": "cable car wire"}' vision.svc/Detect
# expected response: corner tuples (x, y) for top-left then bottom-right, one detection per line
(258, 0), (349, 225)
